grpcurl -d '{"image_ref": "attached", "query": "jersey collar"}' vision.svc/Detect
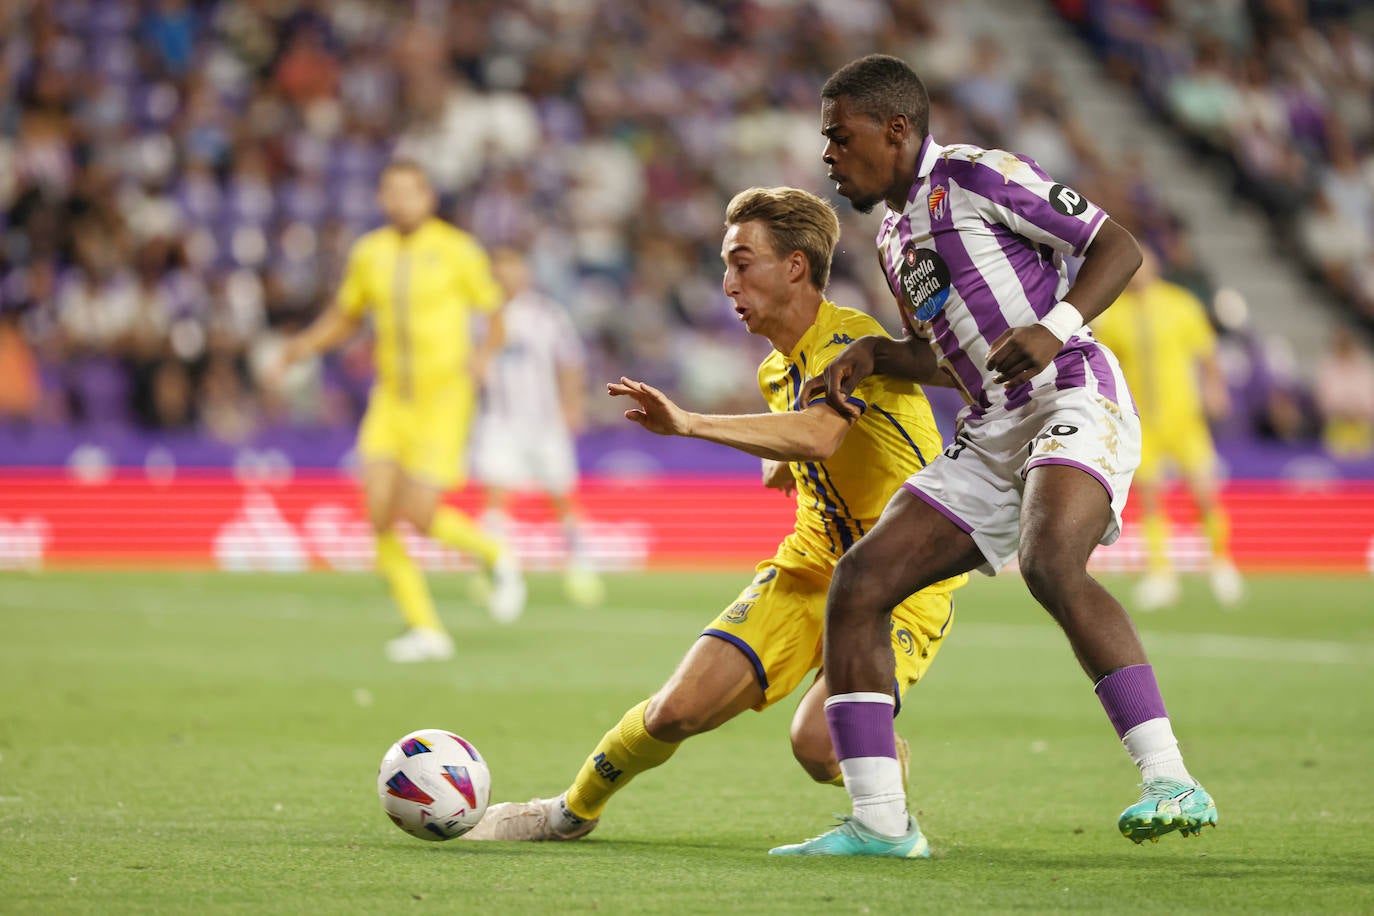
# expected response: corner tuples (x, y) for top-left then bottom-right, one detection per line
(888, 135), (945, 213)
(783, 299), (836, 364)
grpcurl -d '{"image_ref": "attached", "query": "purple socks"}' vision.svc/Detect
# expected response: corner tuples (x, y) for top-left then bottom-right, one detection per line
(1094, 664), (1169, 738)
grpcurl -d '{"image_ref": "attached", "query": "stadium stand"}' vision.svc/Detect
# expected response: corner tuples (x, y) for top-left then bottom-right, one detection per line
(2, 0), (1372, 476)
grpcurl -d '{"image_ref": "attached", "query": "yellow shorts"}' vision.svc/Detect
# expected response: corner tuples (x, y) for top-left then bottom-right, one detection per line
(702, 542), (956, 713)
(1138, 417), (1216, 484)
(357, 383), (475, 490)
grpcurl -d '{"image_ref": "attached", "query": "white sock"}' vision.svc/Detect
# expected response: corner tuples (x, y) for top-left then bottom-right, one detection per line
(1122, 717), (1193, 782)
(838, 757), (909, 836)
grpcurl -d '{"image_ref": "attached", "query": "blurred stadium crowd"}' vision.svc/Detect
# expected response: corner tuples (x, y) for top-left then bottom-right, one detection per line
(1, 0), (1372, 459)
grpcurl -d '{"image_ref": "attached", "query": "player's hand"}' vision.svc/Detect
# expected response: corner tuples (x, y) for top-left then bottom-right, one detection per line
(804, 338), (877, 421)
(985, 325), (1062, 388)
(265, 340), (304, 390)
(607, 377), (692, 437)
(761, 458), (796, 497)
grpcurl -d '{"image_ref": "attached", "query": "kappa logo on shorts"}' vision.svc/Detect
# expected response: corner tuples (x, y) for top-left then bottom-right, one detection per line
(723, 601), (752, 623)
(1048, 184), (1089, 217)
(898, 243), (951, 323)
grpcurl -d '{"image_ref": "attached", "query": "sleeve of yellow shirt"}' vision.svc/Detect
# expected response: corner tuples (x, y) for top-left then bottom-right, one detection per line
(337, 238), (371, 318)
(1175, 286), (1216, 361)
(453, 233), (504, 314)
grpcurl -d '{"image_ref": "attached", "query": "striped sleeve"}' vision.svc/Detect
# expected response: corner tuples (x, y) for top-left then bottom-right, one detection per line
(944, 151), (1106, 257)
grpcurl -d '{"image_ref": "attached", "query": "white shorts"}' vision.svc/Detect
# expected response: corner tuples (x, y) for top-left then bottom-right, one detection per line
(904, 386), (1142, 575)
(471, 417), (578, 495)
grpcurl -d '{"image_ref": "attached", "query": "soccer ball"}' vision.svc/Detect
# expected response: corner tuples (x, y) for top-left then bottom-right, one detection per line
(377, 729), (492, 841)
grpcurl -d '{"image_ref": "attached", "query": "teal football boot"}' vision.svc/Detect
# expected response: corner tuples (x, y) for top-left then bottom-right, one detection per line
(1119, 776), (1218, 843)
(769, 815), (930, 858)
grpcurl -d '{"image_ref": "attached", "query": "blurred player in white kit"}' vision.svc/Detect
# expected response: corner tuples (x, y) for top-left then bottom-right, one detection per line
(471, 247), (604, 607)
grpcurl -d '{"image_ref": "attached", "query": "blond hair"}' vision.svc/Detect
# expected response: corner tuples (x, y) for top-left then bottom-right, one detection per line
(725, 187), (840, 291)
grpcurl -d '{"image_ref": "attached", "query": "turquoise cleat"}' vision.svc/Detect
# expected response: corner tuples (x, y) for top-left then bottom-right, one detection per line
(1119, 777), (1218, 844)
(769, 815), (931, 858)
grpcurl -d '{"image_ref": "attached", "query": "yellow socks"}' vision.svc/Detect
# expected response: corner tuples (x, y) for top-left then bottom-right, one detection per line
(428, 505), (503, 567)
(1143, 511), (1171, 574)
(375, 531), (442, 632)
(564, 700), (680, 820)
(1202, 507), (1232, 561)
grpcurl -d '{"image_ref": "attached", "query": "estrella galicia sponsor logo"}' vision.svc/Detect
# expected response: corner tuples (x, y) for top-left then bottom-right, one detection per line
(723, 601), (752, 623)
(1048, 184), (1089, 217)
(899, 242), (951, 322)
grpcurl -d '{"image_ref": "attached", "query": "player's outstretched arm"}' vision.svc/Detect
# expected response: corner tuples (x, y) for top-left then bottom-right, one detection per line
(986, 218), (1142, 388)
(608, 376), (851, 462)
(813, 334), (944, 420)
(270, 304), (363, 386)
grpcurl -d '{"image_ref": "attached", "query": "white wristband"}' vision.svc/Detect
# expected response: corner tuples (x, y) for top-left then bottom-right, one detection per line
(1037, 300), (1085, 344)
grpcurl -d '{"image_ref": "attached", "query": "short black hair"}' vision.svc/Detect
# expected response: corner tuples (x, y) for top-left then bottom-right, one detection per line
(821, 54), (929, 138)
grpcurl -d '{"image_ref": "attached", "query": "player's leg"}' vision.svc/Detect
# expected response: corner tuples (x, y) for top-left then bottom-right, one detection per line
(1179, 441), (1242, 606)
(1132, 442), (1176, 612)
(791, 585), (952, 786)
(1019, 464), (1216, 842)
(549, 491), (604, 607)
(463, 634), (763, 841)
(408, 395), (525, 623)
(365, 459), (451, 661)
(773, 491), (979, 856)
(790, 674), (908, 789)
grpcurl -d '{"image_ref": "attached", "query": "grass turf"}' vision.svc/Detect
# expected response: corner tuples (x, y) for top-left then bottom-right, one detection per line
(1, 569), (1372, 913)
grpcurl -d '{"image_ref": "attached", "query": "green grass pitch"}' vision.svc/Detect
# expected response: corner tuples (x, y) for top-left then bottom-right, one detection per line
(2, 569), (1372, 913)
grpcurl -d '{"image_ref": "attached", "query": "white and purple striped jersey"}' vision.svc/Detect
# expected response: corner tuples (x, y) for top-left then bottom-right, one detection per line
(878, 137), (1126, 417)
(478, 289), (586, 431)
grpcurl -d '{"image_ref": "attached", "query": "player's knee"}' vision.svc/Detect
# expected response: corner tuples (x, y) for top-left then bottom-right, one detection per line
(832, 546), (898, 617)
(1019, 543), (1079, 606)
(642, 691), (716, 742)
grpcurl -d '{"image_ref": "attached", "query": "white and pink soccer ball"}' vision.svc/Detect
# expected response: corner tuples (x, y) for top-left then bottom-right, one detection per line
(377, 729), (492, 841)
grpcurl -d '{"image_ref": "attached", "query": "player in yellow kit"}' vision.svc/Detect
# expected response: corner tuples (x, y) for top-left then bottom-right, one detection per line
(463, 186), (965, 842)
(1091, 249), (1242, 609)
(276, 160), (525, 663)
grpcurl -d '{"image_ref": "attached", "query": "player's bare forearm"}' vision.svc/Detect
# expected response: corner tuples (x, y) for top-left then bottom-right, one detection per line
(284, 305), (361, 363)
(1062, 218), (1142, 324)
(608, 377), (849, 462)
(873, 334), (946, 386)
(686, 407), (850, 462)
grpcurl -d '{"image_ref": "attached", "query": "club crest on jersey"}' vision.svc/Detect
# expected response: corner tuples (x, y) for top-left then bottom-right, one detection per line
(898, 242), (951, 322)
(928, 185), (947, 220)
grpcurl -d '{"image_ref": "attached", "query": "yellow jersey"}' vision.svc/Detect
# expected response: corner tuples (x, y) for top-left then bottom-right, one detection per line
(1091, 279), (1215, 430)
(760, 300), (961, 593)
(337, 217), (503, 399)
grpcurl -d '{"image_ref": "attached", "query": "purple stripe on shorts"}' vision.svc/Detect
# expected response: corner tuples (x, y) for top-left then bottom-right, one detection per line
(902, 482), (975, 534)
(1094, 664), (1169, 739)
(1025, 457), (1114, 503)
(825, 699), (897, 762)
(1081, 342), (1119, 405)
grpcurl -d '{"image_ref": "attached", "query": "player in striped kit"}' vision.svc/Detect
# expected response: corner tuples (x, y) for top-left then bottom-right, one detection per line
(771, 55), (1217, 857)
(471, 247), (604, 608)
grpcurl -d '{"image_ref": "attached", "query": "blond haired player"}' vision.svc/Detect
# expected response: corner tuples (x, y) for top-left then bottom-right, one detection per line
(463, 187), (964, 845)
(276, 161), (525, 663)
(1091, 249), (1242, 609)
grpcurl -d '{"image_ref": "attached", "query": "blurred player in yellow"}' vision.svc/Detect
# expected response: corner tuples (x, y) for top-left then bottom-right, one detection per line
(1091, 249), (1242, 609)
(276, 160), (525, 663)
(462, 187), (964, 844)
